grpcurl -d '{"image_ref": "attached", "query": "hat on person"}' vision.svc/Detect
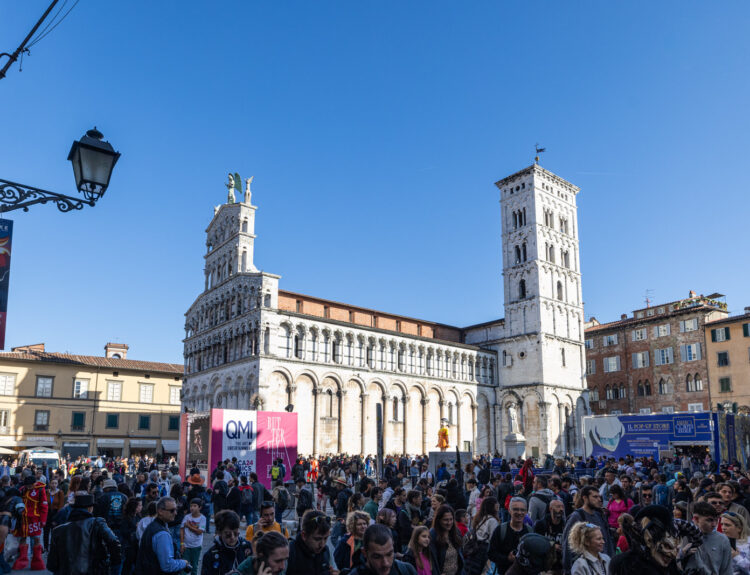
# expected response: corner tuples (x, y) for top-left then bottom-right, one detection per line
(72, 493), (95, 508)
(102, 479), (117, 490)
(334, 477), (348, 487)
(187, 474), (204, 486)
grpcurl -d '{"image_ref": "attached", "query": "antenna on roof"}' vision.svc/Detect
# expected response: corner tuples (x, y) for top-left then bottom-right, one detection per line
(644, 289), (654, 308)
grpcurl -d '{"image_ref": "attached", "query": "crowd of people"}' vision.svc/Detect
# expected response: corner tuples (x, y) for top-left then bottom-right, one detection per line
(0, 450), (748, 575)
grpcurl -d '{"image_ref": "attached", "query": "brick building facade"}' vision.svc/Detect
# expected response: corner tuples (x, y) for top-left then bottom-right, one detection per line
(585, 292), (727, 415)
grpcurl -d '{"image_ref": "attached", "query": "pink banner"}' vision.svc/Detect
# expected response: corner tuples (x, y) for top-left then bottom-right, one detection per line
(209, 410), (297, 489)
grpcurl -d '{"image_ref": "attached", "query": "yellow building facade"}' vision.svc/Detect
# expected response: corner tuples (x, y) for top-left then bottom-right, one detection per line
(0, 343), (183, 460)
(705, 311), (750, 412)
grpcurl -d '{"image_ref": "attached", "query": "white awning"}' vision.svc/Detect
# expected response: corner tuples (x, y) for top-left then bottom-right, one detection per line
(129, 439), (157, 448)
(62, 442), (90, 448)
(0, 437), (16, 446)
(19, 438), (57, 447)
(161, 440), (179, 452)
(97, 439), (125, 447)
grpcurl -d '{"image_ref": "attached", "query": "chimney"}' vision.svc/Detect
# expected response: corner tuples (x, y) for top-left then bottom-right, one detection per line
(104, 343), (128, 359)
(621, 314), (628, 320)
(689, 290), (697, 298)
(11, 343), (45, 352)
(745, 307), (750, 314)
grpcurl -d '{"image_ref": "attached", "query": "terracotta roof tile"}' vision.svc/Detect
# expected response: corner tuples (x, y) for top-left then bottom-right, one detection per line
(0, 350), (183, 375)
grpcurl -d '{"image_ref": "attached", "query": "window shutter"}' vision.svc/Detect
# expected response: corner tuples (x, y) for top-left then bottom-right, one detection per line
(725, 327), (731, 341)
(616, 356), (621, 371)
(711, 329), (717, 342)
(679, 321), (685, 333)
(644, 353), (649, 367)
(696, 343), (702, 360)
(744, 323), (749, 337)
(632, 353), (637, 369)
(666, 324), (671, 335)
(680, 345), (686, 362)
(668, 348), (674, 363)
(653, 326), (659, 338)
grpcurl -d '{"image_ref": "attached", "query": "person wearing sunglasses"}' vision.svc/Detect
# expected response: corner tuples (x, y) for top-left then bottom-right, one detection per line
(286, 510), (334, 575)
(136, 496), (191, 574)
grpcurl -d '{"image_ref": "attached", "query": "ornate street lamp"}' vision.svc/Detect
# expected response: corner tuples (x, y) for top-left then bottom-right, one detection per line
(0, 127), (120, 213)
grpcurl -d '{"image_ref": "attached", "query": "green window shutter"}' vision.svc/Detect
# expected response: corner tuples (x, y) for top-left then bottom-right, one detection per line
(725, 327), (731, 341)
(711, 329), (717, 342)
(743, 323), (749, 337)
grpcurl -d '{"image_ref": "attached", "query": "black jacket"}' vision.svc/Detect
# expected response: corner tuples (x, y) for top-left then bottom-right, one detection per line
(286, 534), (333, 575)
(47, 508), (121, 575)
(428, 528), (464, 575)
(335, 487), (352, 519)
(350, 559), (417, 575)
(225, 486), (242, 514)
(403, 547), (440, 574)
(201, 535), (253, 575)
(397, 506), (420, 550)
(94, 489), (129, 531)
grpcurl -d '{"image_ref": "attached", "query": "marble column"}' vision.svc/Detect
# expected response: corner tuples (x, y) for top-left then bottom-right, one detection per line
(337, 390), (345, 453)
(456, 400), (463, 449)
(401, 396), (408, 455)
(312, 388), (319, 456)
(421, 398), (429, 454)
(360, 393), (369, 455)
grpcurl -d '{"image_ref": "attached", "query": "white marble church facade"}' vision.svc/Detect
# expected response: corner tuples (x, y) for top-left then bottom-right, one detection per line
(182, 164), (589, 457)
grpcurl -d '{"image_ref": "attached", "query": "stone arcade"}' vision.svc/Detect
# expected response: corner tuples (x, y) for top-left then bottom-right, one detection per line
(182, 164), (589, 457)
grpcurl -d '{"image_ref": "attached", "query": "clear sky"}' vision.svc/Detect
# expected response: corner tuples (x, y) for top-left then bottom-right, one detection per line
(1, 2), (748, 364)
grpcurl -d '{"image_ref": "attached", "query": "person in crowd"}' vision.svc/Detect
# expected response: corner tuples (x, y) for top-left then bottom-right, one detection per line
(489, 496), (533, 575)
(136, 496), (191, 574)
(568, 522), (611, 575)
(687, 500), (733, 575)
(136, 500), (158, 541)
(561, 485), (613, 574)
(349, 492), (365, 514)
(721, 483), (750, 525)
(350, 523), (417, 575)
(466, 479), (481, 519)
(295, 477), (314, 527)
(377, 508), (400, 550)
(334, 510), (370, 571)
(335, 477), (354, 520)
(119, 497), (142, 575)
(505, 533), (553, 575)
(403, 525), (439, 575)
(606, 484), (633, 531)
(47, 493), (122, 575)
(528, 475), (555, 524)
(272, 479), (291, 523)
(181, 498), (207, 575)
(236, 531), (290, 575)
(454, 509), (469, 537)
(365, 487), (381, 521)
(245, 501), (289, 540)
(286, 509), (333, 575)
(429, 504), (464, 575)
(532, 497), (565, 573)
(45, 477), (65, 550)
(721, 510), (750, 575)
(225, 477), (242, 517)
(398, 490), (423, 551)
(201, 509), (253, 575)
(13, 474), (48, 571)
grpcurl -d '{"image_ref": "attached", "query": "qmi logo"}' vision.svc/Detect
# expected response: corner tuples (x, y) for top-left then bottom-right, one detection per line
(225, 419), (255, 441)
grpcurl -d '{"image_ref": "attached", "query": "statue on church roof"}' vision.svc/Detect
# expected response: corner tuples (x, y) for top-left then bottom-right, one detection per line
(226, 173), (236, 204)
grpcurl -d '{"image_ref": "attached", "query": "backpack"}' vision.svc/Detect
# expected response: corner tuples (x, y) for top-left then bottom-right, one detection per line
(277, 488), (289, 511)
(297, 488), (313, 512)
(240, 486), (253, 507)
(271, 465), (281, 480)
(498, 521), (531, 543)
(463, 516), (490, 557)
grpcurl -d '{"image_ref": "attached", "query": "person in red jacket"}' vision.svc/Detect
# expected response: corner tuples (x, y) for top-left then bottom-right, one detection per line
(13, 475), (48, 571)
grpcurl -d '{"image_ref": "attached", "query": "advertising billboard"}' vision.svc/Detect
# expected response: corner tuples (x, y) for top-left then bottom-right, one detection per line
(583, 412), (713, 460)
(209, 409), (297, 488)
(0, 219), (12, 349)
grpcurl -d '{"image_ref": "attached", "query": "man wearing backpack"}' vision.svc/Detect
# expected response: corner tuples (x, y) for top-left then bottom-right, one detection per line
(295, 477), (314, 530)
(238, 475), (254, 525)
(561, 485), (613, 574)
(527, 475), (555, 523)
(488, 496), (532, 575)
(273, 479), (291, 523)
(271, 461), (282, 483)
(94, 478), (128, 575)
(249, 472), (269, 525)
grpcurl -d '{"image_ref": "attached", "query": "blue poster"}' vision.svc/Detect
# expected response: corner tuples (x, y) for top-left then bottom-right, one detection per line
(583, 413), (713, 460)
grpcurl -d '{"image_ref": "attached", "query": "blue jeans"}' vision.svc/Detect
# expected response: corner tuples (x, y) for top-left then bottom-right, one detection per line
(170, 525), (182, 552)
(247, 510), (259, 525)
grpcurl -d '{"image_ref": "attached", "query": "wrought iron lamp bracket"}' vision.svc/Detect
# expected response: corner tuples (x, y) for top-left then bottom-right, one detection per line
(0, 178), (95, 213)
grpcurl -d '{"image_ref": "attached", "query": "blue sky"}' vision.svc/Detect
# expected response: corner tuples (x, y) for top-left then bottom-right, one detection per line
(1, 2), (748, 364)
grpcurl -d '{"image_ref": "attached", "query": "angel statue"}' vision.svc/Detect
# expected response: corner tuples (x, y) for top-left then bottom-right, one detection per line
(226, 173), (236, 204)
(436, 418), (450, 452)
(245, 176), (254, 204)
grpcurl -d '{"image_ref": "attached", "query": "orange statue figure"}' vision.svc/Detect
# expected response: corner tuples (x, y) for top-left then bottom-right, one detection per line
(436, 418), (450, 451)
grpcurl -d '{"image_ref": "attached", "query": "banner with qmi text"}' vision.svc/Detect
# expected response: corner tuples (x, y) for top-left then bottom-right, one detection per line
(0, 219), (12, 349)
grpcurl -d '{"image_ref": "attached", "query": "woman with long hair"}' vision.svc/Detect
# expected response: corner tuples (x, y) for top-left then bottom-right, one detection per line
(376, 508), (400, 551)
(568, 522), (610, 575)
(518, 458), (535, 496)
(475, 486), (492, 517)
(348, 492), (365, 514)
(430, 504), (464, 575)
(721, 511), (750, 575)
(465, 497), (499, 575)
(403, 525), (439, 575)
(605, 485), (633, 530)
(334, 510), (370, 570)
(120, 497), (142, 575)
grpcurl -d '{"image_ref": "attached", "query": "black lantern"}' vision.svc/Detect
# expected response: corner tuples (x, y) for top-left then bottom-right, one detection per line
(67, 127), (121, 202)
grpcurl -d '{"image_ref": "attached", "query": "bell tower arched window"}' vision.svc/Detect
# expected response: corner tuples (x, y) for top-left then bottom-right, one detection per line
(557, 281), (564, 301)
(518, 279), (527, 300)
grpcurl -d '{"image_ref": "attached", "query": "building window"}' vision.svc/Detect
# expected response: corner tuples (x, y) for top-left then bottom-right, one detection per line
(34, 410), (50, 431)
(0, 409), (9, 432)
(73, 379), (89, 399)
(743, 323), (749, 337)
(138, 415), (151, 430)
(717, 351), (730, 367)
(586, 359), (596, 375)
(632, 351), (649, 369)
(169, 386), (181, 405)
(107, 381), (122, 402)
(680, 318), (699, 332)
(561, 348), (566, 367)
(294, 335), (303, 359)
(603, 334), (618, 347)
(603, 356), (621, 373)
(711, 327), (730, 342)
(332, 340), (342, 363)
(36, 376), (53, 398)
(610, 410), (622, 415)
(514, 245), (521, 264)
(687, 403), (704, 412)
(644, 380), (652, 395)
(522, 243), (527, 262)
(619, 384), (625, 399)
(168, 416), (180, 431)
(106, 413), (119, 429)
(640, 408), (652, 414)
(139, 384), (154, 404)
(605, 386), (613, 400)
(680, 343), (702, 362)
(719, 377), (732, 392)
(662, 406), (675, 414)
(590, 388), (599, 401)
(655, 348), (674, 366)
(658, 378), (673, 395)
(556, 281), (563, 301)
(502, 350), (512, 367)
(654, 324), (671, 338)
(71, 412), (86, 431)
(585, 339), (593, 349)
(632, 328), (647, 341)
(518, 279), (526, 300)
(0, 374), (15, 396)
(392, 397), (399, 421)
